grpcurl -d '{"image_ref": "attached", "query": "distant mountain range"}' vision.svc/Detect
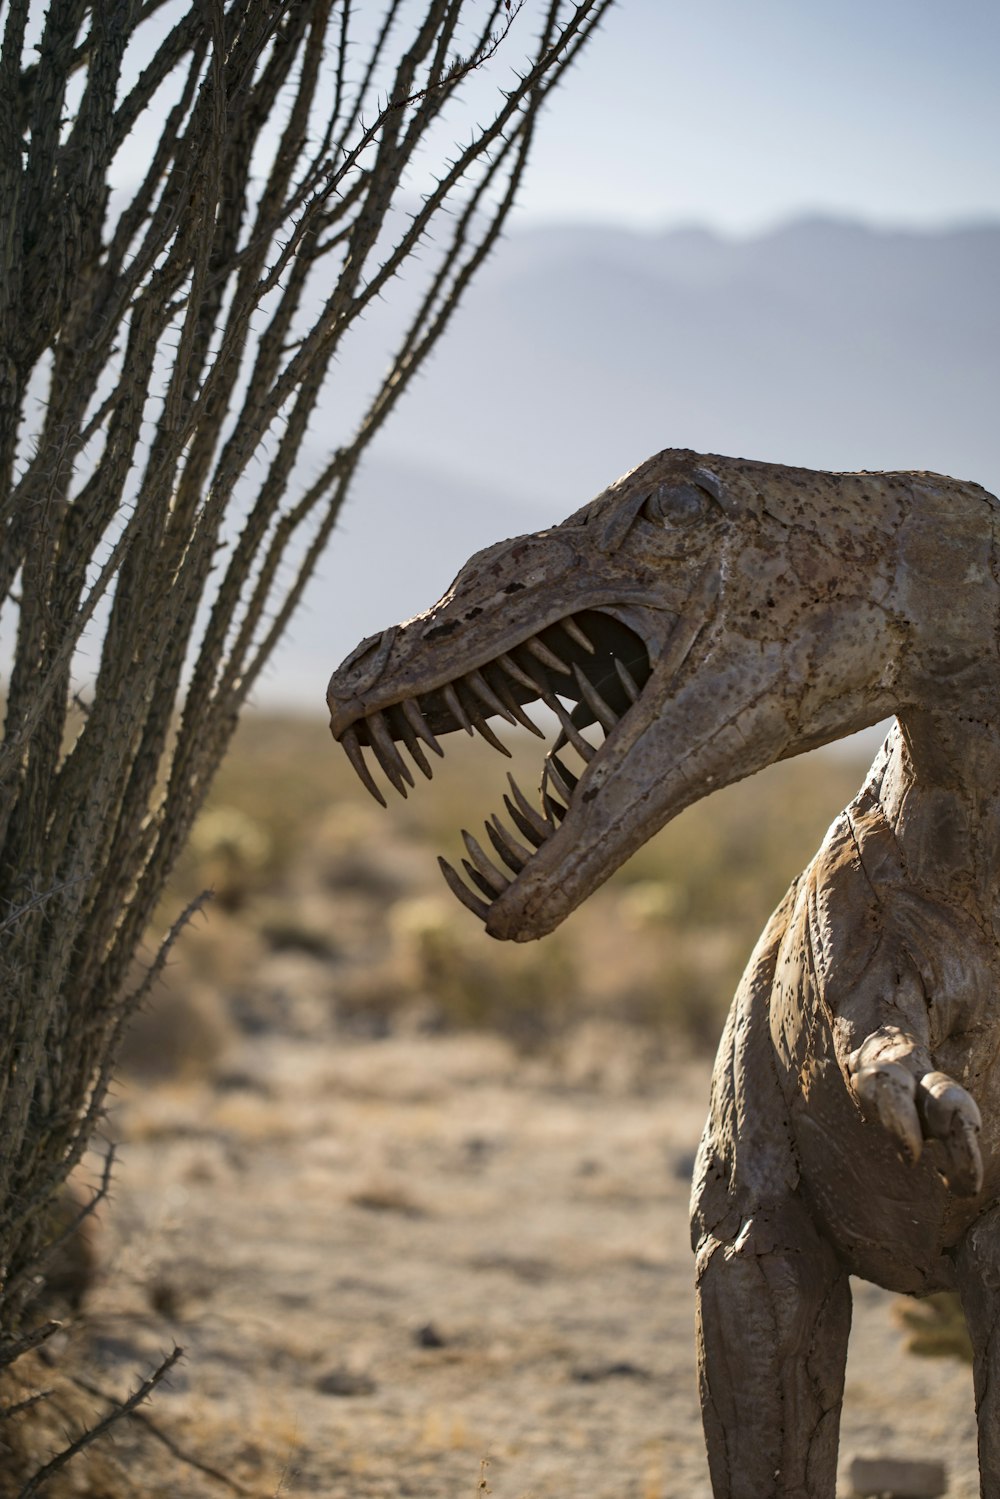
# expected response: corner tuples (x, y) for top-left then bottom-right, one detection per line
(263, 215), (1000, 707)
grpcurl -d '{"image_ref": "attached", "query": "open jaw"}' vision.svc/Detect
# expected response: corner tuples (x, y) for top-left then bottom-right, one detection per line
(331, 608), (654, 931)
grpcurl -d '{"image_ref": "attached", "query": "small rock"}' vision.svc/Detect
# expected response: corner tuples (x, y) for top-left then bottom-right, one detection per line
(849, 1454), (947, 1497)
(148, 1277), (184, 1320)
(414, 1322), (447, 1348)
(349, 1185), (427, 1218)
(570, 1359), (650, 1383)
(214, 1068), (271, 1095)
(462, 1135), (496, 1163)
(314, 1368), (376, 1397)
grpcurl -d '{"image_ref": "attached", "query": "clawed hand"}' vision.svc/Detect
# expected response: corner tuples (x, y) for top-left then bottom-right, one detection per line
(849, 1027), (983, 1197)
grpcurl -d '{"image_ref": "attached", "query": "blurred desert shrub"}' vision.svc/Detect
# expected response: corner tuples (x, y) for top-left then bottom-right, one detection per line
(118, 980), (235, 1081)
(152, 712), (873, 1055)
(896, 1291), (974, 1364)
(187, 807), (273, 912)
(396, 894), (574, 1044)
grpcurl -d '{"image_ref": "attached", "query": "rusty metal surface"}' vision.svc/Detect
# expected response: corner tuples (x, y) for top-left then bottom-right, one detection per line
(328, 449), (1000, 1497)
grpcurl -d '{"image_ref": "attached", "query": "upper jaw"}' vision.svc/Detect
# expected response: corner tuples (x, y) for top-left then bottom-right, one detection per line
(326, 594), (667, 807)
(326, 581), (685, 737)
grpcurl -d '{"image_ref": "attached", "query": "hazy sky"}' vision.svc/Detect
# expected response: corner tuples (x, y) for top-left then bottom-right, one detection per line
(495, 0), (1000, 232)
(107, 1), (1000, 235)
(22, 1), (995, 709)
(259, 1), (999, 706)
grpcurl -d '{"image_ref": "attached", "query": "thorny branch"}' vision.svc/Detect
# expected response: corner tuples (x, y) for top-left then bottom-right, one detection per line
(0, 1), (615, 1481)
(14, 1346), (185, 1499)
(65, 1367), (250, 1494)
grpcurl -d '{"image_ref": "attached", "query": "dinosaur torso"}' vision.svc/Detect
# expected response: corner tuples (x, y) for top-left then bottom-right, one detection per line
(695, 726), (1000, 1297)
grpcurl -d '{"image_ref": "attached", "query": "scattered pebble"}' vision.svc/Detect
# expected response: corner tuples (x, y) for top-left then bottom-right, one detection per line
(314, 1368), (377, 1397)
(414, 1321), (447, 1348)
(571, 1360), (651, 1383)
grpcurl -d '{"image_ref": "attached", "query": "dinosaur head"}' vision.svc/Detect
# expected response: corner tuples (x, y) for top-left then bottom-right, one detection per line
(327, 449), (995, 940)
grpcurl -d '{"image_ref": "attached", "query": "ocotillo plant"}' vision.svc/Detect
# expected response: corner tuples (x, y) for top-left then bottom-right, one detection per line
(0, 0), (612, 1367)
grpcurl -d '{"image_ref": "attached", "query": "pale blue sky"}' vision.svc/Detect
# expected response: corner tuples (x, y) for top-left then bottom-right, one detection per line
(107, 1), (999, 235)
(499, 0), (1000, 232)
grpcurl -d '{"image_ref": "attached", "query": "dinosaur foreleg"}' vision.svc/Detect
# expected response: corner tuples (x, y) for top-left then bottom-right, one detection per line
(694, 1194), (851, 1499)
(848, 1025), (983, 1196)
(953, 1205), (1000, 1496)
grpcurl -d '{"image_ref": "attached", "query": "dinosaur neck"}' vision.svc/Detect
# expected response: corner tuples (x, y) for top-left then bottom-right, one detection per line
(878, 707), (1000, 926)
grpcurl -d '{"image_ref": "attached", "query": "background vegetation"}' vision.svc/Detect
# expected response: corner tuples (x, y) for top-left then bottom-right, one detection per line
(148, 713), (872, 1064)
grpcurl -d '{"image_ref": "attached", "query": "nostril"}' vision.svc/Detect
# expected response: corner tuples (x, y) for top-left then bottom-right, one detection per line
(328, 626), (398, 702)
(343, 633), (381, 676)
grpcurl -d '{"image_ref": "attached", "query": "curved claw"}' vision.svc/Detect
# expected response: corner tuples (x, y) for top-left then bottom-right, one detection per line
(852, 1061), (923, 1163)
(918, 1071), (984, 1198)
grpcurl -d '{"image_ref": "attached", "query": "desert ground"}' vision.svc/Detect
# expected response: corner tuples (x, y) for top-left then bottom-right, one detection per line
(8, 718), (984, 1497)
(83, 1031), (981, 1499)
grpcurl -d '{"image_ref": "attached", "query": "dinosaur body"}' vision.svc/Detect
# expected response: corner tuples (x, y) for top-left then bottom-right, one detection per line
(693, 735), (1000, 1495)
(327, 451), (1000, 1497)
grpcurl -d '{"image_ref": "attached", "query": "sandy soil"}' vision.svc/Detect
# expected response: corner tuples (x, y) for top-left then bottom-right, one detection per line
(66, 1025), (981, 1498)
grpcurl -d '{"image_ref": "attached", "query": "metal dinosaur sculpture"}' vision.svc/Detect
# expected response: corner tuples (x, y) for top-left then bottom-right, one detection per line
(326, 449), (1000, 1498)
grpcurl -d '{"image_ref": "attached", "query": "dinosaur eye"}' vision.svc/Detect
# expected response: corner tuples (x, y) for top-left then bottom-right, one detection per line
(643, 482), (710, 527)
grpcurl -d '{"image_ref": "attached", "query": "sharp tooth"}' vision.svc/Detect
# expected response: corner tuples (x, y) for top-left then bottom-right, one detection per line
(488, 674), (546, 738)
(471, 714), (513, 757)
(394, 710), (433, 779)
(461, 860), (502, 900)
(367, 710), (413, 794)
(543, 756), (577, 805)
(505, 772), (552, 844)
(542, 793), (567, 824)
(508, 655), (569, 727)
(614, 658), (641, 704)
(562, 616), (596, 653)
(503, 791), (551, 851)
(497, 652), (543, 694)
(503, 793), (547, 849)
(552, 728), (596, 767)
(339, 726), (387, 808)
(402, 697), (444, 757)
(507, 702), (545, 738)
(438, 857), (490, 920)
(443, 682), (474, 735)
(525, 636), (570, 674)
(486, 815), (530, 874)
(504, 698), (545, 738)
(466, 670), (517, 725)
(571, 664), (619, 733)
(461, 830), (509, 894)
(549, 697), (596, 761)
